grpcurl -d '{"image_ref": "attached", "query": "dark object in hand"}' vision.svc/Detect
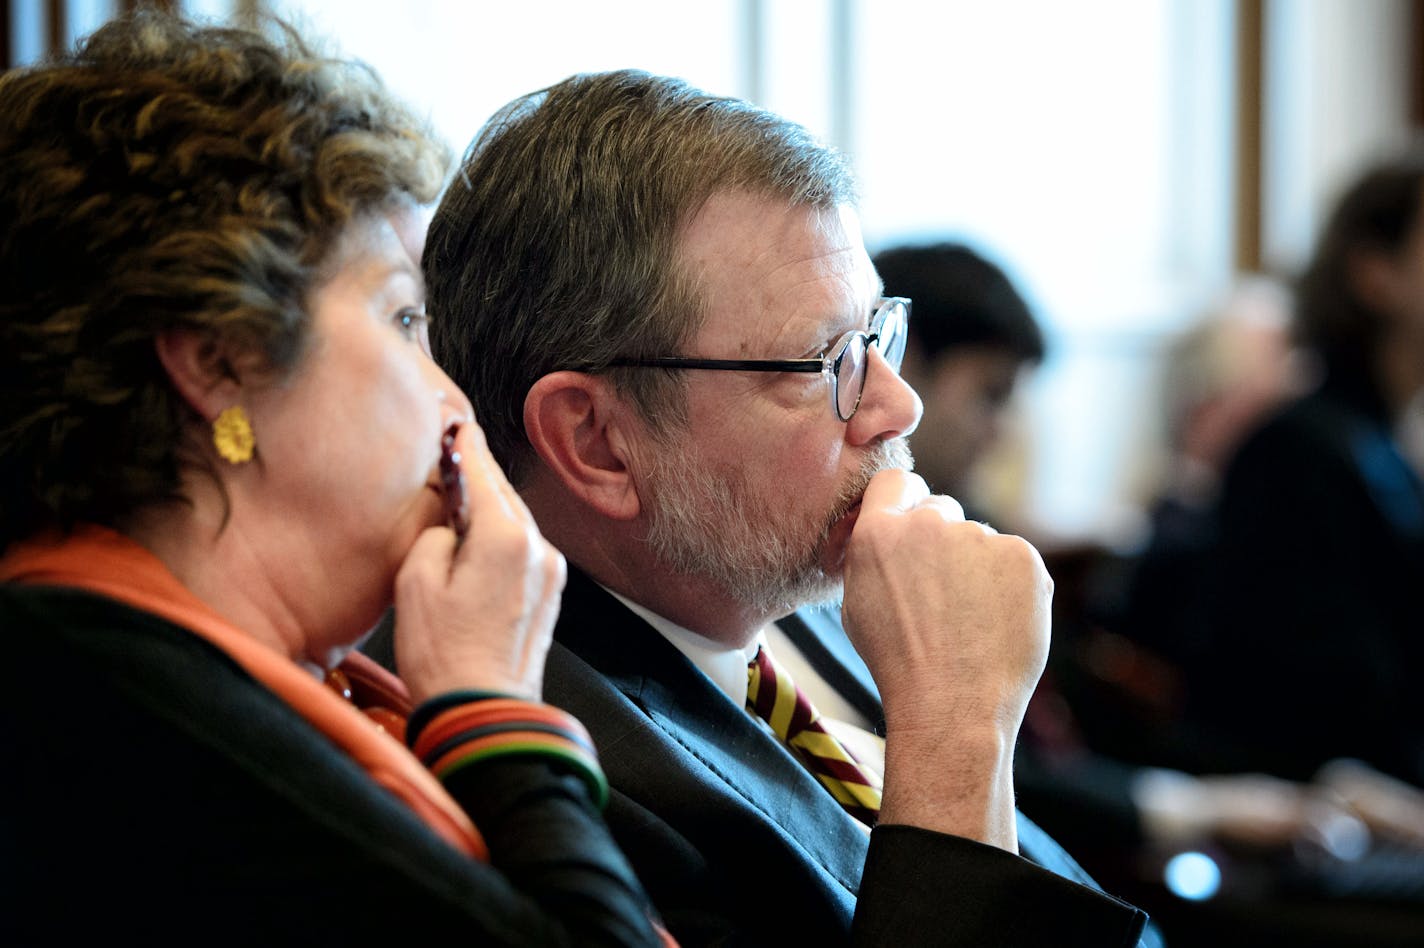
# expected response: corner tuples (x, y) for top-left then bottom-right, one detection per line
(440, 424), (469, 540)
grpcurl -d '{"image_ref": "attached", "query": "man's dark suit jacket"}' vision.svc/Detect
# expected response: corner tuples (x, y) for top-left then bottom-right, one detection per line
(544, 566), (1154, 946)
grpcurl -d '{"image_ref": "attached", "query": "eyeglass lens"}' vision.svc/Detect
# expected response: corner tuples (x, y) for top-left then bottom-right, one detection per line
(834, 300), (907, 420)
(835, 335), (869, 420)
(873, 300), (908, 371)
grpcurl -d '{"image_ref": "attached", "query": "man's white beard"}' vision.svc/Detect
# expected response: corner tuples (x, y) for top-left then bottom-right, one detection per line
(641, 435), (914, 617)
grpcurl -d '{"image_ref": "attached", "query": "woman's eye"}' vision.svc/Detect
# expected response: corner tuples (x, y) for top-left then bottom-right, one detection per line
(394, 307), (428, 340)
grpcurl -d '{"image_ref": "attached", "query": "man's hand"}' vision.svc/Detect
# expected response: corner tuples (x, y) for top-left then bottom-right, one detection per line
(842, 468), (1053, 850)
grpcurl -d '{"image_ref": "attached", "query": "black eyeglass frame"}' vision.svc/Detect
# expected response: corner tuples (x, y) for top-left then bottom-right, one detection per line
(606, 296), (911, 422)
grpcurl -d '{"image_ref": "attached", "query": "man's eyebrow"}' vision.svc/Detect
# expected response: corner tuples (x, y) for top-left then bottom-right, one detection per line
(859, 279), (887, 327)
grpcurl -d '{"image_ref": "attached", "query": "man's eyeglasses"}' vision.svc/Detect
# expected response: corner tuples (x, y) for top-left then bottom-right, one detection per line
(608, 297), (910, 422)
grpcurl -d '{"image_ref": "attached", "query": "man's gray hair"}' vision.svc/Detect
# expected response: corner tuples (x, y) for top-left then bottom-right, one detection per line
(425, 69), (857, 483)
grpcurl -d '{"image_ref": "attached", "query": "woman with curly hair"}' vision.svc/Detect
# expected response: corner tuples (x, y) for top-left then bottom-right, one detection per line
(0, 11), (665, 945)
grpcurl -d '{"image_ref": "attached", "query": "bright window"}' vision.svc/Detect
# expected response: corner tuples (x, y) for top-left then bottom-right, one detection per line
(850, 1), (1236, 538)
(15, 0), (1257, 541)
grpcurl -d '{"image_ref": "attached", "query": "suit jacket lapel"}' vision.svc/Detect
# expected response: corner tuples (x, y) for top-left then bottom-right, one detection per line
(549, 568), (1097, 897)
(551, 567), (869, 893)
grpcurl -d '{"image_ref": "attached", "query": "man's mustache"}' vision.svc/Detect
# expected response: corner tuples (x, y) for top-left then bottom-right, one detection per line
(828, 437), (914, 525)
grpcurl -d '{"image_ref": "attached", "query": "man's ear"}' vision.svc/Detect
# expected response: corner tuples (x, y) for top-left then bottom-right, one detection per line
(153, 329), (240, 420)
(524, 371), (643, 521)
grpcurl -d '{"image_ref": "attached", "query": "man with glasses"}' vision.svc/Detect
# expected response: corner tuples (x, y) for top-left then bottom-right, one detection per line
(425, 70), (1153, 946)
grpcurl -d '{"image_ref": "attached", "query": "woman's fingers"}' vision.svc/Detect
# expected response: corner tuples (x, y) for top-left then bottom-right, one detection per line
(395, 416), (565, 704)
(449, 419), (544, 558)
(450, 419), (517, 526)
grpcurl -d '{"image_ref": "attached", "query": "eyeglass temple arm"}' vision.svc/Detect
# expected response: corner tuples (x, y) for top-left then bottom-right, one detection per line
(606, 357), (825, 373)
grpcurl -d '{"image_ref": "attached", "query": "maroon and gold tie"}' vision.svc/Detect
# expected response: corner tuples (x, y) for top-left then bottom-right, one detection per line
(746, 645), (883, 825)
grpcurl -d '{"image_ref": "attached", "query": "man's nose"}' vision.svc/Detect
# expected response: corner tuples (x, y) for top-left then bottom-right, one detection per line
(846, 347), (921, 445)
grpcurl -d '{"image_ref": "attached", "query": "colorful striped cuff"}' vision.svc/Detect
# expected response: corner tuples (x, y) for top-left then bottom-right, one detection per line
(407, 694), (608, 810)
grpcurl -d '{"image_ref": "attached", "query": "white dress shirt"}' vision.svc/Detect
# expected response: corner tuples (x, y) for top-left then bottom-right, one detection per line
(602, 587), (886, 776)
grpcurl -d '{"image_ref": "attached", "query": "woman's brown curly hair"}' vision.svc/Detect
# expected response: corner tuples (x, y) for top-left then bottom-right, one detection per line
(0, 10), (449, 550)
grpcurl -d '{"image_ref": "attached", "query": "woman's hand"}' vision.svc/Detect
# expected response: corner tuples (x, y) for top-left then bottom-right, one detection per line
(393, 421), (566, 705)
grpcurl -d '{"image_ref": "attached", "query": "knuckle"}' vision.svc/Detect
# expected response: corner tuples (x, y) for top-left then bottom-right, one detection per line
(394, 554), (429, 596)
(490, 520), (535, 561)
(987, 533), (1040, 573)
(546, 546), (568, 586)
(464, 420), (491, 450)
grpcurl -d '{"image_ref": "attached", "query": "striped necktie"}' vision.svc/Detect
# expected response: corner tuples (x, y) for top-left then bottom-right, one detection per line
(746, 645), (883, 825)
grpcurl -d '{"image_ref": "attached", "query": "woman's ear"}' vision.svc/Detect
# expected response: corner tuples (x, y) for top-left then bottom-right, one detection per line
(153, 329), (239, 420)
(523, 371), (642, 520)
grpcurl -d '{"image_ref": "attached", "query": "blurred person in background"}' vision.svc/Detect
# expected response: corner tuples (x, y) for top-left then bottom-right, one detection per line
(1194, 152), (1424, 789)
(873, 242), (1045, 510)
(0, 12), (665, 944)
(1107, 278), (1304, 723)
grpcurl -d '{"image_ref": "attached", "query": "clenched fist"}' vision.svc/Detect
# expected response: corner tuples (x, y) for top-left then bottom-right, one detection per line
(842, 467), (1053, 849)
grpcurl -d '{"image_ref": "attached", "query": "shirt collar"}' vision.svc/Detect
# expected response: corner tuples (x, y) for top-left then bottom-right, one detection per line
(602, 586), (762, 708)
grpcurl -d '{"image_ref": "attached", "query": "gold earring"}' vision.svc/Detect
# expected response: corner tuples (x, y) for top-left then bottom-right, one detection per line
(213, 405), (255, 464)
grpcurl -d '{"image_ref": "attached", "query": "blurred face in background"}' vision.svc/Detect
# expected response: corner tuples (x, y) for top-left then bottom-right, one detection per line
(902, 342), (1027, 499)
(1354, 190), (1424, 349)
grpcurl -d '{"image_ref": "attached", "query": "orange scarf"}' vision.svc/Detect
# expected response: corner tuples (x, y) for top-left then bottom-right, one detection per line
(0, 525), (488, 861)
